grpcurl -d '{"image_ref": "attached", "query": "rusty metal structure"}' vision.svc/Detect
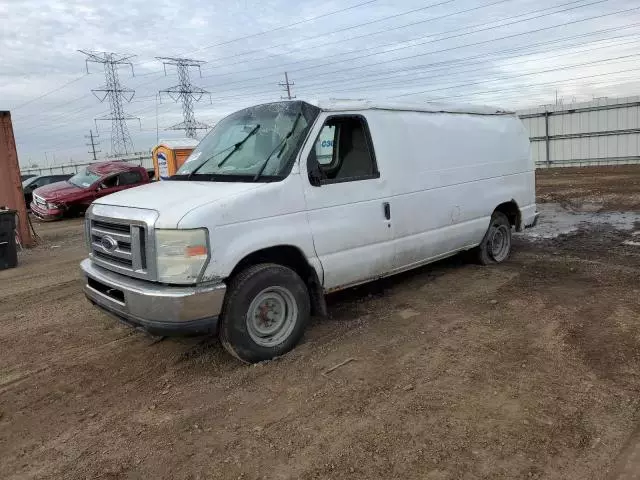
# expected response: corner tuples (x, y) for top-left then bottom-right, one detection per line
(0, 111), (35, 247)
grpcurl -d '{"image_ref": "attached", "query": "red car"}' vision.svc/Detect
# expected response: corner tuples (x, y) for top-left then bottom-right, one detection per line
(30, 162), (150, 221)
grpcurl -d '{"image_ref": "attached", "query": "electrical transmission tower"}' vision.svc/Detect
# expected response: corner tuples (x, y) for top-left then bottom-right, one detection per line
(280, 72), (295, 100)
(79, 50), (140, 156)
(85, 130), (101, 161)
(157, 57), (211, 139)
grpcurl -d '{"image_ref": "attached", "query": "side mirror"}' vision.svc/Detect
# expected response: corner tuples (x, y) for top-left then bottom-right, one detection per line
(307, 155), (324, 187)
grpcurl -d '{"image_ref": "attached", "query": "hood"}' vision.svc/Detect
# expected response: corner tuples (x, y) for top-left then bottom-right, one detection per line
(33, 181), (83, 200)
(94, 180), (267, 228)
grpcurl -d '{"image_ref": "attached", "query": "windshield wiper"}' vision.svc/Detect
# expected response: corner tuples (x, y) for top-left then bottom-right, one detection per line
(253, 113), (302, 181)
(217, 124), (261, 168)
(186, 124), (261, 180)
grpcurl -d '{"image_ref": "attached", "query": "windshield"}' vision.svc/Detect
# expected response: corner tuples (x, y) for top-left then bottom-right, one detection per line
(175, 101), (319, 181)
(69, 168), (101, 188)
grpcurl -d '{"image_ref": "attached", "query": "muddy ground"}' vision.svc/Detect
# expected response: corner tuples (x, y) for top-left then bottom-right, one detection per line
(1, 166), (639, 480)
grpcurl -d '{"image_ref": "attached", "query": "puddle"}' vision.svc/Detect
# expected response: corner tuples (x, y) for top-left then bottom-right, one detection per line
(519, 204), (640, 240)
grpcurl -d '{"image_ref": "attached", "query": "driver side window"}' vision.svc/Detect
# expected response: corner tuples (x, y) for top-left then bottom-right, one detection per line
(308, 116), (378, 185)
(101, 175), (119, 188)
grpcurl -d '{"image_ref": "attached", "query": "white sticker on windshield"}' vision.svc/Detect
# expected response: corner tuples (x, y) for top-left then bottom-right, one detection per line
(82, 183), (90, 187)
(185, 152), (202, 164)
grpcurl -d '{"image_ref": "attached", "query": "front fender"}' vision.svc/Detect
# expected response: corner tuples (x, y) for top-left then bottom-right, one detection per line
(205, 211), (321, 281)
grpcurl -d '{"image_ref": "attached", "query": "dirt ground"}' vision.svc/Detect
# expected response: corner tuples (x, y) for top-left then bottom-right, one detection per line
(1, 166), (639, 480)
(536, 165), (640, 212)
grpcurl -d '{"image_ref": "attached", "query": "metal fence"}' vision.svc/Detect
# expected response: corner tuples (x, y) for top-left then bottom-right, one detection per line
(21, 154), (154, 176)
(518, 96), (640, 168)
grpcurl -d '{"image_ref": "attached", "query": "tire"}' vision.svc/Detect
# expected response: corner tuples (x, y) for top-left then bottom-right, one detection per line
(475, 211), (512, 265)
(219, 263), (310, 363)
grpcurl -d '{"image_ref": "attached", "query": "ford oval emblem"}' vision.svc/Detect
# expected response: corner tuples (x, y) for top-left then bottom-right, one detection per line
(100, 236), (118, 252)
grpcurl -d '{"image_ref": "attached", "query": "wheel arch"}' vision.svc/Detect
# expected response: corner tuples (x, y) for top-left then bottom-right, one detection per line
(228, 245), (327, 317)
(494, 199), (522, 231)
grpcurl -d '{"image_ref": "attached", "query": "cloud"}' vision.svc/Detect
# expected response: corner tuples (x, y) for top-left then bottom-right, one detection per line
(1, 0), (639, 166)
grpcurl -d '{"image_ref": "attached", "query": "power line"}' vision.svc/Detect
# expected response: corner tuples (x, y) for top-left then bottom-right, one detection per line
(198, 47), (640, 108)
(200, 0), (605, 84)
(200, 0), (477, 69)
(80, 50), (140, 155)
(204, 0), (636, 101)
(306, 35), (640, 97)
(423, 65), (640, 103)
(198, 2), (617, 103)
(182, 0), (384, 56)
(128, 0), (385, 71)
(8, 74), (89, 110)
(391, 53), (640, 99)
(157, 57), (211, 138)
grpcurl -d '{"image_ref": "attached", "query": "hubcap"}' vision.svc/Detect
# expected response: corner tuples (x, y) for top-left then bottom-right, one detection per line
(246, 286), (298, 347)
(489, 224), (510, 262)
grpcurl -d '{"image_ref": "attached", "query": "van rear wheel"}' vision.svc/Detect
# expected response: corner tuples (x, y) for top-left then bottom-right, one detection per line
(475, 211), (512, 265)
(219, 263), (310, 363)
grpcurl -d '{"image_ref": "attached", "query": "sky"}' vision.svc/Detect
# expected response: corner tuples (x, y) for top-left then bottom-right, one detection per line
(1, 0), (639, 167)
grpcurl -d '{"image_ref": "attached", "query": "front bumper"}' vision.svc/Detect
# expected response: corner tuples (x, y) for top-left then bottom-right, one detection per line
(80, 258), (225, 336)
(30, 202), (64, 220)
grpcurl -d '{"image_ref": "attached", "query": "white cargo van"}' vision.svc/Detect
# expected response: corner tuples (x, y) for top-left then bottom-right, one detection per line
(81, 99), (538, 362)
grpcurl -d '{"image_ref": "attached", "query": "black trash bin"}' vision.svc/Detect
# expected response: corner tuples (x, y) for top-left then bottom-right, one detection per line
(0, 209), (18, 270)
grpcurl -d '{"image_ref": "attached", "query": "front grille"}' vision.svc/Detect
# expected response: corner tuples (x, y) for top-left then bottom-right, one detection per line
(90, 218), (147, 276)
(33, 194), (46, 208)
(93, 219), (130, 233)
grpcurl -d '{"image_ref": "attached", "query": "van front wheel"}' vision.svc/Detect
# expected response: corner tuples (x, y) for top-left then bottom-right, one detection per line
(219, 263), (310, 363)
(475, 211), (512, 265)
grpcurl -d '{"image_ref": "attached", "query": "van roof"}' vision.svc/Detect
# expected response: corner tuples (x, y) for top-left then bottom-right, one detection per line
(307, 99), (514, 116)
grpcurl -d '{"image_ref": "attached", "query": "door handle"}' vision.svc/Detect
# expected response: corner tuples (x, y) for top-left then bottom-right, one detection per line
(383, 202), (391, 220)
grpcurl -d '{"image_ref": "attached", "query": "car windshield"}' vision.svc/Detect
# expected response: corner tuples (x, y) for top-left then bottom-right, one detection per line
(175, 101), (319, 181)
(67, 168), (101, 188)
(69, 168), (101, 188)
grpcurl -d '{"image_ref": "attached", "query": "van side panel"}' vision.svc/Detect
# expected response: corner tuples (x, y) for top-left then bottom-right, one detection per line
(364, 110), (534, 271)
(178, 176), (323, 284)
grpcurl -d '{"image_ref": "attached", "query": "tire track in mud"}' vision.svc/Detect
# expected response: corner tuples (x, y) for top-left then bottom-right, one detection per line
(0, 279), (81, 312)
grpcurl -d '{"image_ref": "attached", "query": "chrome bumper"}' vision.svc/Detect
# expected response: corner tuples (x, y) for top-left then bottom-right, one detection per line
(80, 258), (225, 335)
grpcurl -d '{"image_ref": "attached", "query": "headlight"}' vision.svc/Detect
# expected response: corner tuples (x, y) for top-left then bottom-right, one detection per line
(46, 202), (61, 210)
(155, 229), (210, 284)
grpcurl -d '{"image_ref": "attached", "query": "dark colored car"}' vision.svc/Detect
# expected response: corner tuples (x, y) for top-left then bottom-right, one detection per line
(22, 174), (73, 207)
(30, 162), (150, 221)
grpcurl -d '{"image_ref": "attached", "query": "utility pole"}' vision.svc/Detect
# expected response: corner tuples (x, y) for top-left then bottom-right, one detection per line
(279, 72), (295, 100)
(157, 57), (211, 139)
(79, 50), (140, 156)
(85, 129), (100, 161)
